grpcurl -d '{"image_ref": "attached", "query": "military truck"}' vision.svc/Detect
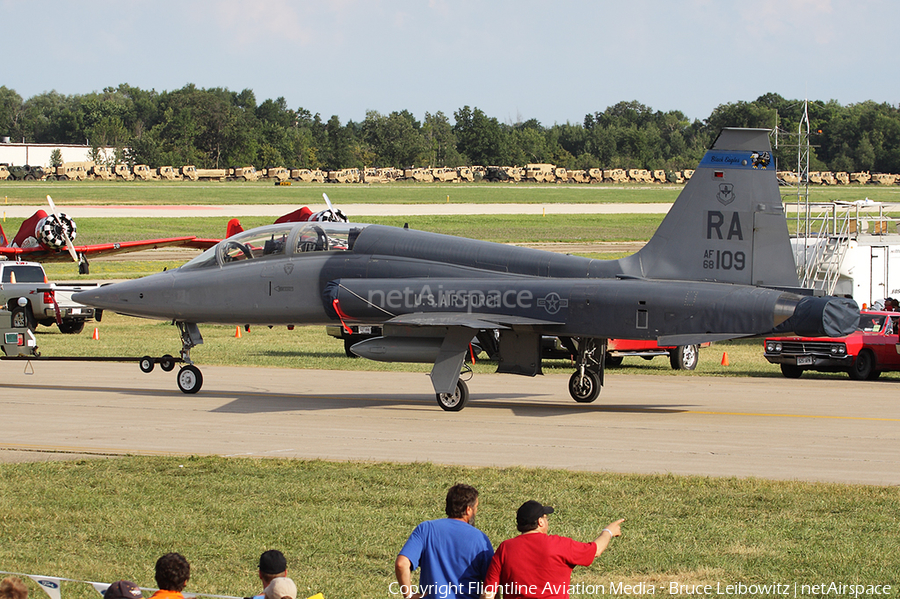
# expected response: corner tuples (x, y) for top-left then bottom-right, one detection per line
(627, 169), (653, 183)
(602, 169), (627, 183)
(871, 173), (899, 185)
(523, 164), (556, 183)
(431, 167), (459, 182)
(90, 165), (115, 180)
(361, 168), (389, 184)
(180, 166), (199, 181)
(113, 164), (135, 181)
(328, 168), (360, 183)
(290, 168), (326, 183)
(229, 166), (259, 181)
(156, 166), (182, 181)
(0, 165), (9, 180)
(566, 169), (588, 183)
(261, 167), (290, 182)
(196, 168), (228, 182)
(457, 167), (475, 182)
(132, 164), (158, 181)
(402, 168), (433, 182)
(47, 163), (92, 181)
(850, 171), (871, 185)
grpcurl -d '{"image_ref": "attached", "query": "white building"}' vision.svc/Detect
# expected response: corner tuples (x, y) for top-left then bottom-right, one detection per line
(0, 140), (116, 167)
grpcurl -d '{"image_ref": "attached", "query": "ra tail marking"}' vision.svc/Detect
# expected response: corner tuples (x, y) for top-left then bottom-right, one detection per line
(619, 128), (799, 289)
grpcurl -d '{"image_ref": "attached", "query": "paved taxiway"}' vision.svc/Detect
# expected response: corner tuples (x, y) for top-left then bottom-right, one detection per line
(1, 362), (897, 486)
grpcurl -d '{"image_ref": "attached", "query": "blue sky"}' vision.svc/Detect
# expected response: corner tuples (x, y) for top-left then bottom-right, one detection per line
(4, 0), (898, 126)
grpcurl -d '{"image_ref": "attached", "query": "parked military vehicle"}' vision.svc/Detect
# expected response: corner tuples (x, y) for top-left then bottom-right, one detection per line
(7, 165), (46, 181)
(230, 166), (259, 181)
(156, 166), (182, 181)
(132, 164), (157, 181)
(523, 163), (556, 183)
(113, 164), (135, 181)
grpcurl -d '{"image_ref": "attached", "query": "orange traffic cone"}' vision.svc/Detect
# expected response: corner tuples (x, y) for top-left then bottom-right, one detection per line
(92, 327), (99, 340)
(721, 351), (729, 366)
(234, 326), (242, 338)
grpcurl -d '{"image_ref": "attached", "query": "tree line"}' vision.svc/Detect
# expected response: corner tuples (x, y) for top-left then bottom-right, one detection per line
(1, 85), (899, 174)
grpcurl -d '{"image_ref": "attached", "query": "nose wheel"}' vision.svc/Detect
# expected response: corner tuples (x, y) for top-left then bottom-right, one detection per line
(175, 321), (204, 394)
(177, 365), (203, 394)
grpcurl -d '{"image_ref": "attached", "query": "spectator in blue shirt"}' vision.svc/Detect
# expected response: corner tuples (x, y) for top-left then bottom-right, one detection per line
(395, 484), (494, 599)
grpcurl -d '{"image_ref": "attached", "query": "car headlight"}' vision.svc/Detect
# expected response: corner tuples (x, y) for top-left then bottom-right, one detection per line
(766, 342), (781, 353)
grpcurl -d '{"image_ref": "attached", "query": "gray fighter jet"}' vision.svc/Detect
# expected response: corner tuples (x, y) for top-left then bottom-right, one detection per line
(74, 128), (858, 410)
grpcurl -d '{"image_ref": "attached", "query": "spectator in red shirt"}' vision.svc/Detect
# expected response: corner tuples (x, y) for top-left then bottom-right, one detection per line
(481, 501), (623, 599)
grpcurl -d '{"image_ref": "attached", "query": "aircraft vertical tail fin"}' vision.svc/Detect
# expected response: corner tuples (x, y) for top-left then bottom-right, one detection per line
(618, 128), (799, 289)
(226, 218), (244, 238)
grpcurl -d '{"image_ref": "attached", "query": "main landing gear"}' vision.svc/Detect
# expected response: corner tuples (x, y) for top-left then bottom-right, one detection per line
(435, 365), (472, 411)
(432, 337), (606, 411)
(567, 337), (604, 404)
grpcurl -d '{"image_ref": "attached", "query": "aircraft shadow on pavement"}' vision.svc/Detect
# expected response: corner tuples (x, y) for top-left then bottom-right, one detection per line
(0, 382), (691, 417)
(208, 392), (691, 416)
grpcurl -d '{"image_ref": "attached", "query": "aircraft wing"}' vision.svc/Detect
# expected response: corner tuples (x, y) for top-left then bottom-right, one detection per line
(0, 236), (213, 263)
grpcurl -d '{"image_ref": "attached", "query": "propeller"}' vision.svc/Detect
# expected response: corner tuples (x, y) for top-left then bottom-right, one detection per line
(320, 193), (347, 222)
(45, 195), (79, 262)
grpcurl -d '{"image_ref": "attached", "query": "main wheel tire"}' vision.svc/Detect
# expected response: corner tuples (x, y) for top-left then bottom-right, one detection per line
(436, 379), (469, 411)
(568, 370), (601, 403)
(10, 305), (36, 330)
(670, 345), (699, 370)
(139, 356), (155, 373)
(159, 354), (176, 372)
(177, 365), (203, 394)
(780, 363), (804, 379)
(848, 350), (874, 381)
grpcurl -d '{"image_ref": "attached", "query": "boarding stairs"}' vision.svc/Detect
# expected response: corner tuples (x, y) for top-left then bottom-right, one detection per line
(794, 203), (856, 295)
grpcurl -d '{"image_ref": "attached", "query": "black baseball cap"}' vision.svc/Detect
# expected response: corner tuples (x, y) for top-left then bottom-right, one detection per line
(105, 581), (143, 599)
(516, 500), (554, 526)
(258, 550), (287, 574)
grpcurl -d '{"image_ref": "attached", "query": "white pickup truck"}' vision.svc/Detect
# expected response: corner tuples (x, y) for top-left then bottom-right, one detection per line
(0, 261), (100, 334)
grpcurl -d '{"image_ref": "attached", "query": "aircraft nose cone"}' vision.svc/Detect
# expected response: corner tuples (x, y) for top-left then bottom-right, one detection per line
(73, 273), (176, 318)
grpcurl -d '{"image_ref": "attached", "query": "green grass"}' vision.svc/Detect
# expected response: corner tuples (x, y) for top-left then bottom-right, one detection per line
(0, 458), (897, 599)
(0, 181), (679, 205)
(1, 180), (898, 205)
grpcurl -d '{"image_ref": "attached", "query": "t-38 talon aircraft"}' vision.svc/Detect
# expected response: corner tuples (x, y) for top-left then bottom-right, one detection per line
(75, 129), (858, 410)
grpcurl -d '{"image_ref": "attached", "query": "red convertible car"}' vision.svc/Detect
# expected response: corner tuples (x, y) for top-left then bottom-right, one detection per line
(764, 310), (900, 379)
